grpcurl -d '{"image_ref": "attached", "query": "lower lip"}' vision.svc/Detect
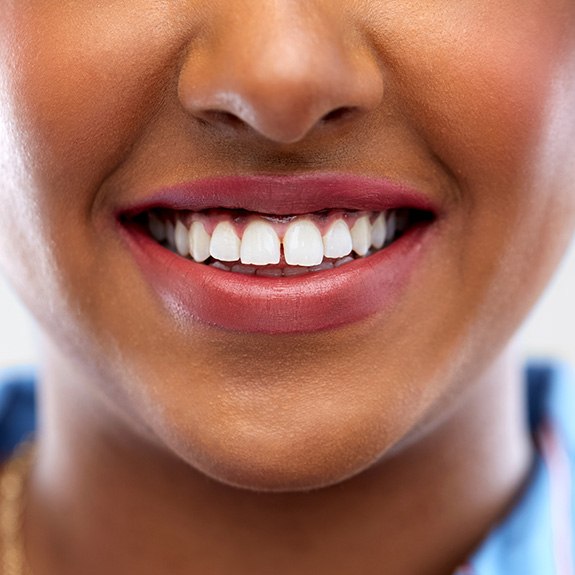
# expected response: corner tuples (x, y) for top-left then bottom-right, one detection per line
(119, 222), (436, 334)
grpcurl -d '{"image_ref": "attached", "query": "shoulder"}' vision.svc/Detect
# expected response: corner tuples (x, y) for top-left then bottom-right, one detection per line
(460, 360), (575, 575)
(0, 367), (35, 575)
(526, 360), (575, 446)
(0, 365), (36, 463)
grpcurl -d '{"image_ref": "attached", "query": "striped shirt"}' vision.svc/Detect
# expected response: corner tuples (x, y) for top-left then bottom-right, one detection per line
(454, 362), (575, 575)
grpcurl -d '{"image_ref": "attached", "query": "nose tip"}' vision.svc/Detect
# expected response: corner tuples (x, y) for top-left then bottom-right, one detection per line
(178, 8), (383, 144)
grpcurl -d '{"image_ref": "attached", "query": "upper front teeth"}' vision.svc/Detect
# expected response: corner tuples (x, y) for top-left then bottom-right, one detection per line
(210, 221), (241, 262)
(149, 210), (398, 268)
(284, 219), (324, 266)
(323, 220), (353, 259)
(240, 220), (281, 265)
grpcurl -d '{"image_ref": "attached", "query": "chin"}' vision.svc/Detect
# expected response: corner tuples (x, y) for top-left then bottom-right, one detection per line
(189, 450), (377, 493)
(160, 417), (391, 493)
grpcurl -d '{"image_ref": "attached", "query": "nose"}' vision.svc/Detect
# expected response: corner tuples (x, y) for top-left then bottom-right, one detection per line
(178, 3), (383, 144)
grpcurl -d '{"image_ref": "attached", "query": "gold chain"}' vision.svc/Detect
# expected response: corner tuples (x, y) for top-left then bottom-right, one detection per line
(0, 441), (35, 575)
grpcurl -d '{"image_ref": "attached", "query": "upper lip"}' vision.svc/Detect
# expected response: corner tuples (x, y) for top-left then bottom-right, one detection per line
(117, 173), (441, 218)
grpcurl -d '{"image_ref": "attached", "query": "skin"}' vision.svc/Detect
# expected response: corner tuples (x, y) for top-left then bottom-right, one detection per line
(1, 0), (575, 574)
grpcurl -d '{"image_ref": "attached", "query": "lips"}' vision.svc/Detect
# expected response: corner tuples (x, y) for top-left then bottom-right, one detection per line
(116, 173), (440, 334)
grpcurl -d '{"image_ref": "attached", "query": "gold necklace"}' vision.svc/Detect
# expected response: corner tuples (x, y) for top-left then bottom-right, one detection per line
(0, 441), (35, 575)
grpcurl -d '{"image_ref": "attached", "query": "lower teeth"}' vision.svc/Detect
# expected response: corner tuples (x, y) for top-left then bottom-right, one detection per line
(207, 253), (365, 277)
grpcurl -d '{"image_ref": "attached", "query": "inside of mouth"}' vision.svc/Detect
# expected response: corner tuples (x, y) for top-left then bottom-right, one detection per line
(126, 207), (433, 277)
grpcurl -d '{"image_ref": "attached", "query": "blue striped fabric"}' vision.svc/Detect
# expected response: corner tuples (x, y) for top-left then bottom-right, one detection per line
(0, 365), (35, 459)
(454, 362), (575, 575)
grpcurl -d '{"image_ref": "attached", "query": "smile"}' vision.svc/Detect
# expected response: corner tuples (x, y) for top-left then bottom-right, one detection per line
(117, 174), (441, 333)
(136, 208), (429, 277)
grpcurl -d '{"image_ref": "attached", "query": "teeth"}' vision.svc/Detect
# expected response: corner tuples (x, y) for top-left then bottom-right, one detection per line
(150, 208), (409, 273)
(166, 221), (176, 249)
(323, 219), (353, 259)
(283, 219), (324, 266)
(210, 221), (241, 262)
(309, 261), (334, 272)
(149, 214), (166, 242)
(256, 267), (283, 277)
(240, 220), (281, 265)
(371, 213), (387, 250)
(231, 263), (256, 275)
(386, 212), (396, 243)
(190, 221), (211, 262)
(174, 221), (190, 257)
(283, 266), (309, 277)
(334, 255), (354, 268)
(210, 261), (231, 271)
(350, 215), (372, 256)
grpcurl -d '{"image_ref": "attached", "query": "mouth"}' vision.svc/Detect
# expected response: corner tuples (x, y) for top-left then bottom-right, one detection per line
(116, 174), (440, 334)
(124, 207), (431, 277)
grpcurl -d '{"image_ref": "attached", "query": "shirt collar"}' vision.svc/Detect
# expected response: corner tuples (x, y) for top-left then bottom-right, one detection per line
(455, 362), (575, 575)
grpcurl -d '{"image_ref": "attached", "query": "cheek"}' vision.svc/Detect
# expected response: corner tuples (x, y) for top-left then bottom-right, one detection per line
(383, 1), (575, 307)
(449, 17), (575, 310)
(1, 4), (178, 190)
(0, 3), (185, 318)
(379, 1), (575, 183)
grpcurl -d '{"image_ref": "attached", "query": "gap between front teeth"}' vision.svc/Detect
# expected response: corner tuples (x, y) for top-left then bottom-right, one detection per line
(149, 211), (397, 268)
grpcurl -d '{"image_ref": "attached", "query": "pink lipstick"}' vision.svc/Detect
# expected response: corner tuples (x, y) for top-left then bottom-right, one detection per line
(116, 173), (440, 334)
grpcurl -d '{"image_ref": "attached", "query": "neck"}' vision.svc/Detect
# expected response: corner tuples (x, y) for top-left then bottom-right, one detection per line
(25, 348), (533, 575)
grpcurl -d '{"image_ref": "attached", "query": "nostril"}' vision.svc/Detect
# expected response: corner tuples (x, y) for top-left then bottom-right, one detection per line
(203, 106), (356, 127)
(205, 106), (357, 134)
(321, 106), (358, 124)
(201, 110), (247, 130)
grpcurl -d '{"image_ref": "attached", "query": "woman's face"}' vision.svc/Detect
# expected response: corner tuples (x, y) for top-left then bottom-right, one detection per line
(1, 1), (574, 490)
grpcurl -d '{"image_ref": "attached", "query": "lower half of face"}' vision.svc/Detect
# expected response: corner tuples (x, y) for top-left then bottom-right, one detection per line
(0, 0), (575, 491)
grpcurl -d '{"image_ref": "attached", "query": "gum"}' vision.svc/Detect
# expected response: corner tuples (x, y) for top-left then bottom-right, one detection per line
(150, 208), (387, 238)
